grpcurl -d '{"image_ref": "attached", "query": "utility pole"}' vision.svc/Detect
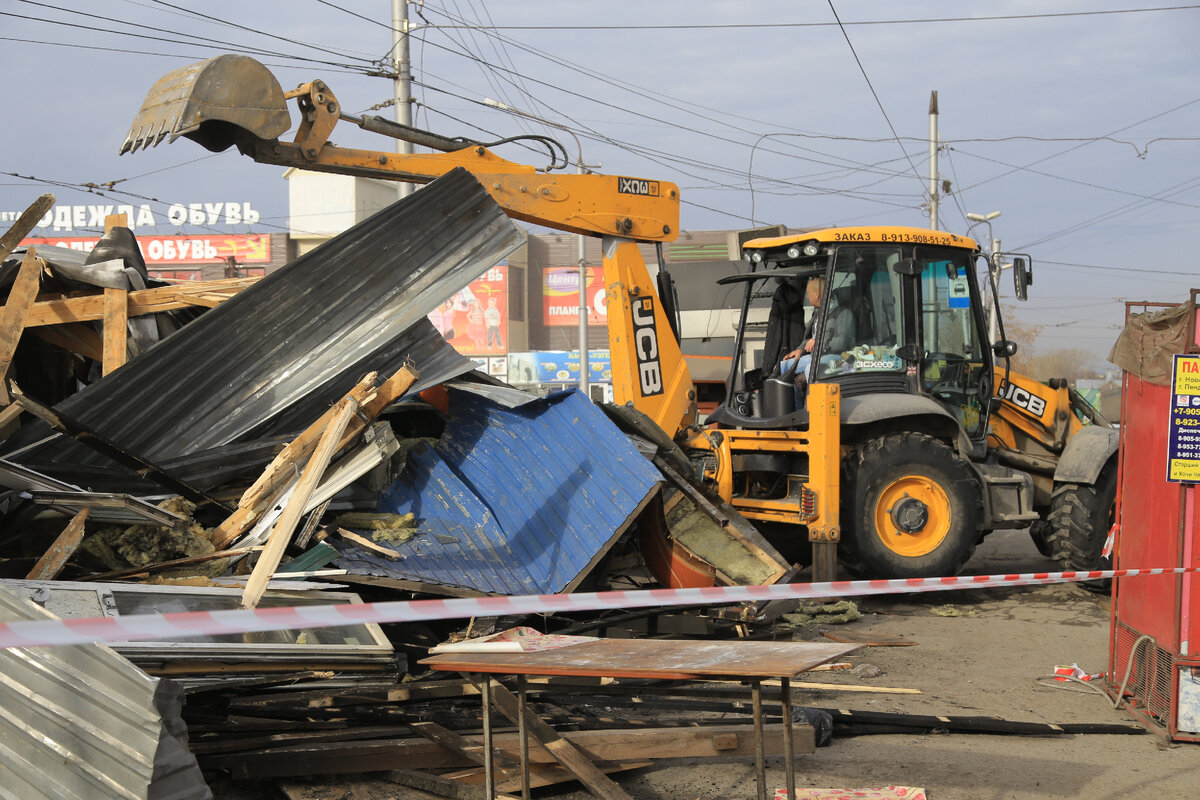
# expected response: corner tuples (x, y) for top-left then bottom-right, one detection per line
(928, 90), (939, 230)
(577, 173), (590, 399)
(483, 98), (598, 399)
(391, 0), (414, 198)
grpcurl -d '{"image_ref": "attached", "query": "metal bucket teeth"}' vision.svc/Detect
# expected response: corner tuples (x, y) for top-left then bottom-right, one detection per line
(119, 55), (291, 155)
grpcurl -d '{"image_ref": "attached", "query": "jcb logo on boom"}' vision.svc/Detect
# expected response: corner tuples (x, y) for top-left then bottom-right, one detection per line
(996, 381), (1046, 417)
(617, 177), (660, 197)
(632, 297), (664, 397)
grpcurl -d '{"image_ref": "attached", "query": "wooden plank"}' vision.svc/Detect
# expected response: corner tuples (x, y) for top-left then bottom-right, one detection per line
(189, 725), (411, 756)
(75, 546), (260, 581)
(241, 396), (358, 609)
(0, 400), (24, 439)
(101, 287), (128, 375)
(22, 277), (261, 328)
(0, 250), (44, 380)
(822, 629), (917, 646)
(409, 720), (520, 769)
(209, 374), (377, 548)
(384, 768), (519, 800)
(786, 681), (921, 695)
(204, 723), (814, 778)
(278, 777), (479, 800)
(211, 365), (417, 549)
(104, 213), (127, 232)
(0, 194), (54, 264)
(449, 761), (653, 794)
(30, 322), (104, 361)
(25, 507), (88, 580)
(423, 639), (861, 681)
(338, 527), (403, 560)
(469, 676), (635, 800)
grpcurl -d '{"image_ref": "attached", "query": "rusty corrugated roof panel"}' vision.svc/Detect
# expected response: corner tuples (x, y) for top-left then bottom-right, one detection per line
(0, 586), (210, 800)
(51, 168), (524, 462)
(333, 388), (662, 595)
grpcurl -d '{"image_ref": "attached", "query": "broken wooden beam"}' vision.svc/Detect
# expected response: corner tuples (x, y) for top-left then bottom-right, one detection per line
(101, 287), (128, 376)
(0, 250), (44, 392)
(468, 676), (635, 800)
(0, 194), (54, 264)
(211, 364), (417, 550)
(241, 395), (359, 609)
(25, 507), (88, 580)
(21, 277), (261, 328)
(201, 721), (813, 779)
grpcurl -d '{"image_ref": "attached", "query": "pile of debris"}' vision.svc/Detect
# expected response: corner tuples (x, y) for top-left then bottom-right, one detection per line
(0, 174), (805, 798)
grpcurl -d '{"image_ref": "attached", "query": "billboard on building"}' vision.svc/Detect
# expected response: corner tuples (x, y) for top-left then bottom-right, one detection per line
(508, 350), (611, 385)
(543, 267), (606, 326)
(23, 234), (272, 265)
(428, 263), (508, 356)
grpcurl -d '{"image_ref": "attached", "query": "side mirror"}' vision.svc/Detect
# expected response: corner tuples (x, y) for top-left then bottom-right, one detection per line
(892, 258), (921, 276)
(1013, 256), (1031, 301)
(992, 340), (1018, 358)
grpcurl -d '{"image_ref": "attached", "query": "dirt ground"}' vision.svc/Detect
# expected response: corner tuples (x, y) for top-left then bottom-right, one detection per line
(542, 530), (1200, 800)
(214, 530), (1200, 800)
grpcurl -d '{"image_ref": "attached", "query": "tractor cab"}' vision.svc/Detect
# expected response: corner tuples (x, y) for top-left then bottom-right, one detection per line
(711, 226), (995, 448)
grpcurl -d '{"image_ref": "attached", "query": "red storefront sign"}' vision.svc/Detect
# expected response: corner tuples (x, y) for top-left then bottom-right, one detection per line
(22, 234), (272, 265)
(428, 264), (508, 356)
(543, 267), (606, 326)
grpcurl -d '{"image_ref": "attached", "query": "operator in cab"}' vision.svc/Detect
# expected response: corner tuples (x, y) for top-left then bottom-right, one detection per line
(777, 276), (855, 385)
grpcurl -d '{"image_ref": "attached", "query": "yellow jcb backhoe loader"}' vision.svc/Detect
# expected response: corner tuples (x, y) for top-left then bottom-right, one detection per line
(119, 55), (1116, 581)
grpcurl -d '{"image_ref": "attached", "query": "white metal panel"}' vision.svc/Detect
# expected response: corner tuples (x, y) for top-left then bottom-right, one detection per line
(0, 587), (210, 800)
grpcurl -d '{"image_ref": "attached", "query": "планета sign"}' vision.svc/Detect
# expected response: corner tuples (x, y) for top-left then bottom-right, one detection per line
(1168, 353), (1200, 482)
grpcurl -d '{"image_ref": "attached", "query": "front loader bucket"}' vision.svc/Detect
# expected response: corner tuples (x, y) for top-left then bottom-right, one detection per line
(120, 54), (291, 154)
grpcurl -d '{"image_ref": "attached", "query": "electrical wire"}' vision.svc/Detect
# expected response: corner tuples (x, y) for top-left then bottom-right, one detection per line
(423, 5), (1200, 30)
(6, 4), (371, 71)
(826, 0), (928, 203)
(413, 2), (900, 170)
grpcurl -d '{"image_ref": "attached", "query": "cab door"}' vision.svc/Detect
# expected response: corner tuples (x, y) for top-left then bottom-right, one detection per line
(914, 249), (993, 444)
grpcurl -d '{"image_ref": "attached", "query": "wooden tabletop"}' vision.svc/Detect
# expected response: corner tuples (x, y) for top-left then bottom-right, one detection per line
(421, 638), (862, 681)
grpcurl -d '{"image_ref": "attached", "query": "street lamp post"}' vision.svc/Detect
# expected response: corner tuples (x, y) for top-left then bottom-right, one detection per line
(966, 211), (1002, 342)
(484, 98), (596, 398)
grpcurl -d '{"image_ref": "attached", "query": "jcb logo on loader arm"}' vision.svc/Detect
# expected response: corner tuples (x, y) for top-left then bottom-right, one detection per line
(632, 297), (664, 397)
(996, 381), (1047, 417)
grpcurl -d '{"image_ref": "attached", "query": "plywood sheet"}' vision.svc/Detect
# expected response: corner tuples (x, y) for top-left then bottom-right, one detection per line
(422, 638), (860, 680)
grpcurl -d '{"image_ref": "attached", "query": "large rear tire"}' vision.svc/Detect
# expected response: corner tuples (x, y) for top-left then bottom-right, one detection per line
(1046, 462), (1117, 590)
(842, 432), (982, 578)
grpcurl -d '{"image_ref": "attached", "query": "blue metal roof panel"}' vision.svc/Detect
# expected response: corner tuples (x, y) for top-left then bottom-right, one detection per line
(334, 389), (661, 595)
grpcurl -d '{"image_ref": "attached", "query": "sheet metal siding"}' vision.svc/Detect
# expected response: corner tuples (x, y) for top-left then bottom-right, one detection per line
(0, 588), (209, 800)
(375, 445), (536, 595)
(55, 169), (524, 461)
(341, 389), (660, 594)
(8, 320), (472, 488)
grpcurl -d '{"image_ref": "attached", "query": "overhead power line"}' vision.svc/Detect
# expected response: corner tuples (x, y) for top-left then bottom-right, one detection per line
(421, 5), (1200, 30)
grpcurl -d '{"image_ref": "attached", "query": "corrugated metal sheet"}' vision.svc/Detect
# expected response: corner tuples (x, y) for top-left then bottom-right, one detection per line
(0, 587), (210, 800)
(51, 168), (524, 462)
(333, 388), (662, 595)
(7, 320), (470, 491)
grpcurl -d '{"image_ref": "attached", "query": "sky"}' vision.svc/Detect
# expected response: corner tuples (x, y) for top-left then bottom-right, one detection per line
(2, 1), (1198, 365)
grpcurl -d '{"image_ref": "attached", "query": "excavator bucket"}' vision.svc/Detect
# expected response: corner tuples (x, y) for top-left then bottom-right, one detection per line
(119, 54), (292, 154)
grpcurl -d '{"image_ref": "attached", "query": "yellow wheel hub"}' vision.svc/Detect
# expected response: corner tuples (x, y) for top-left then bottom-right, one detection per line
(873, 474), (952, 557)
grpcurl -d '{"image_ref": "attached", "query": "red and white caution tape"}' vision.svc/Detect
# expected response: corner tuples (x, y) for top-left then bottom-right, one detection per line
(0, 566), (1194, 650)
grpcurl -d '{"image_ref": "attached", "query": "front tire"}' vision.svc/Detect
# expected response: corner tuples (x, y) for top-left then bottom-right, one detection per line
(842, 432), (982, 578)
(1046, 461), (1117, 590)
